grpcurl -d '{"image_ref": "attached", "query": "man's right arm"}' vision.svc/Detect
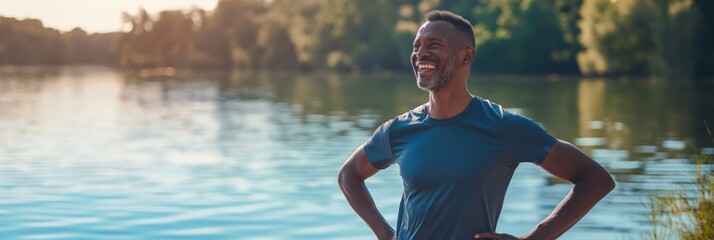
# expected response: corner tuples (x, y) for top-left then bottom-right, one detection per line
(338, 145), (395, 240)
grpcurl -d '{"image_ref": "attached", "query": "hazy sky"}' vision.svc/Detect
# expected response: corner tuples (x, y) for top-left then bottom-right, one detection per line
(0, 0), (219, 33)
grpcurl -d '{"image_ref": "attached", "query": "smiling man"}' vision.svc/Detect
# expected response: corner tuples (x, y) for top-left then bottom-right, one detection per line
(337, 10), (615, 240)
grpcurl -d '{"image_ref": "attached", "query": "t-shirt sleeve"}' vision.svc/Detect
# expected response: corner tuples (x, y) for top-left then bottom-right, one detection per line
(503, 111), (557, 165)
(363, 119), (395, 169)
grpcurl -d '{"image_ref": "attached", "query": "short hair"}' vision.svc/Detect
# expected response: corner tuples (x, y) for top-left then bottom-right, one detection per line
(424, 10), (475, 48)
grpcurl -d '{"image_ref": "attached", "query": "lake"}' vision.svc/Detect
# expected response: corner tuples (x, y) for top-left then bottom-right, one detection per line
(0, 66), (712, 239)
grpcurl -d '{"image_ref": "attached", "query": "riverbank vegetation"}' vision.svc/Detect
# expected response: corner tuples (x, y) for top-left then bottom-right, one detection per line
(648, 125), (713, 239)
(648, 154), (713, 239)
(1, 0), (712, 79)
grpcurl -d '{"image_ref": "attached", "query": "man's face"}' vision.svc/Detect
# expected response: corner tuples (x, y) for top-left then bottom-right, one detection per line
(411, 21), (463, 92)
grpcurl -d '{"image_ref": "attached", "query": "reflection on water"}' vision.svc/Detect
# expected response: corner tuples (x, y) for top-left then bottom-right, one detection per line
(0, 66), (712, 239)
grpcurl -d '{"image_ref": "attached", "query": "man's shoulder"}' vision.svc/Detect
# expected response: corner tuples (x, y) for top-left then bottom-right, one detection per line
(369, 104), (429, 134)
(392, 103), (428, 125)
(473, 96), (506, 119)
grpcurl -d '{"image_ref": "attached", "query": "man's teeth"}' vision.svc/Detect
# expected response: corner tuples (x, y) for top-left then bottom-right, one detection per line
(418, 64), (436, 70)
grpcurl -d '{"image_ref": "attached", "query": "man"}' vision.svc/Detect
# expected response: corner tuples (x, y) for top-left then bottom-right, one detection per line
(338, 10), (615, 240)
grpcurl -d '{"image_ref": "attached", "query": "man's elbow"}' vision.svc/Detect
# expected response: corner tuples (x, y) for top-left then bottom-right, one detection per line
(603, 173), (616, 193)
(577, 169), (615, 196)
(337, 167), (347, 188)
(337, 166), (357, 189)
(589, 171), (616, 196)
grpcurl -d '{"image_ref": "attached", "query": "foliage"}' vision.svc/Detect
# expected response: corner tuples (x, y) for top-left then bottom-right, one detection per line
(65, 28), (117, 64)
(648, 124), (714, 240)
(578, 0), (703, 78)
(692, 0), (714, 78)
(471, 0), (581, 74)
(115, 9), (201, 68)
(1, 0), (713, 78)
(0, 17), (116, 65)
(0, 17), (67, 64)
(648, 154), (714, 239)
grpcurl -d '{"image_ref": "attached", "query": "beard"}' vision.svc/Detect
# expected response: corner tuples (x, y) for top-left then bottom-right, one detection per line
(416, 54), (458, 92)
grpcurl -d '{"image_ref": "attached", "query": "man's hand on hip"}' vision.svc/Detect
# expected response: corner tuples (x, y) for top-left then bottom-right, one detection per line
(474, 232), (522, 239)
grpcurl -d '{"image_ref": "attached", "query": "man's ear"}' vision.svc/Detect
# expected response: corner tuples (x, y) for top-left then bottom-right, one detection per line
(462, 47), (475, 65)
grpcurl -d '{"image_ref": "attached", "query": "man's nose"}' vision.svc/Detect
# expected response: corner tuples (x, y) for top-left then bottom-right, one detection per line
(415, 45), (430, 59)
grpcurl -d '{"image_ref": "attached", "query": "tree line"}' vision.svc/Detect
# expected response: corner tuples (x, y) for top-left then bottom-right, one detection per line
(0, 0), (712, 79)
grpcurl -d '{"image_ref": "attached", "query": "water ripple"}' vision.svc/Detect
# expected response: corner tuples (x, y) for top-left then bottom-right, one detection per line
(1, 67), (711, 239)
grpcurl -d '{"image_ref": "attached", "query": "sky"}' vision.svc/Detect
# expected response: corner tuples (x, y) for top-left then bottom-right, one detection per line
(0, 0), (219, 33)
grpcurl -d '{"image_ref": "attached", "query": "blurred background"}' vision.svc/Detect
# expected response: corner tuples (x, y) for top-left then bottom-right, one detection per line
(0, 0), (712, 239)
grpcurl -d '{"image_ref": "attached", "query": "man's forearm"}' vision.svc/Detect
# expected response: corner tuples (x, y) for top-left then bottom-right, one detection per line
(338, 175), (395, 239)
(522, 177), (614, 240)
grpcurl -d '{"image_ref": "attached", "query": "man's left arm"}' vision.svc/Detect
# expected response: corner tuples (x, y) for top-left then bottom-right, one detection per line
(475, 139), (615, 240)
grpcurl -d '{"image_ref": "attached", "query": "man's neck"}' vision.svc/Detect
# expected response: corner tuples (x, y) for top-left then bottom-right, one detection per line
(427, 85), (473, 120)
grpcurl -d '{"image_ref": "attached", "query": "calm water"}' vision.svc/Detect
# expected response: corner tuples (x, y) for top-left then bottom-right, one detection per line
(0, 66), (712, 239)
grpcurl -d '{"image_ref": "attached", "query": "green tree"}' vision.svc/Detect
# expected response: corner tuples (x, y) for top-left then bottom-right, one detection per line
(0, 17), (70, 64)
(115, 8), (204, 68)
(327, 0), (403, 72)
(204, 0), (266, 69)
(692, 0), (714, 78)
(65, 28), (117, 64)
(152, 10), (196, 67)
(116, 8), (159, 67)
(471, 0), (579, 74)
(256, 18), (300, 69)
(578, 0), (702, 78)
(268, 0), (336, 70)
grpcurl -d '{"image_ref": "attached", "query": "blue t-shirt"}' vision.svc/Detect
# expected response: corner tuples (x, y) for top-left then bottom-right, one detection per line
(363, 97), (556, 240)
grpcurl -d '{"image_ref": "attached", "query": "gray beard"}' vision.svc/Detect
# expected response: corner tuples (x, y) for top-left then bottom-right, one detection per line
(417, 55), (458, 92)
